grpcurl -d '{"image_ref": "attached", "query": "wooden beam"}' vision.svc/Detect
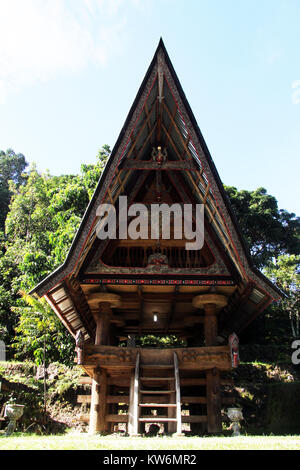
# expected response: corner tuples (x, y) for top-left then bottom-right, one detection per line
(98, 368), (109, 433)
(165, 285), (178, 334)
(206, 368), (222, 434)
(138, 287), (144, 336)
(126, 99), (157, 161)
(88, 368), (101, 435)
(77, 395), (91, 404)
(181, 396), (207, 404)
(174, 352), (182, 435)
(128, 353), (140, 436)
(121, 160), (195, 170)
(106, 415), (128, 423)
(182, 416), (207, 423)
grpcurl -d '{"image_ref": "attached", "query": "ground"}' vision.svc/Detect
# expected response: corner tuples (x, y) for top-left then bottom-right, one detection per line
(0, 433), (300, 450)
(1, 353), (300, 436)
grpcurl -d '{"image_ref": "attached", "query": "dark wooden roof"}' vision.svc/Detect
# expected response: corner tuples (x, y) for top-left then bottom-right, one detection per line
(29, 39), (281, 341)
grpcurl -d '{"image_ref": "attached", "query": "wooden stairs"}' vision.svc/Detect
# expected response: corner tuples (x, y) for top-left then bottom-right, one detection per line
(128, 352), (182, 435)
(77, 352), (235, 433)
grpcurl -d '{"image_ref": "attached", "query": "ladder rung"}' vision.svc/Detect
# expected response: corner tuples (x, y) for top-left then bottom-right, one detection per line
(141, 365), (173, 369)
(141, 396), (173, 404)
(140, 390), (175, 394)
(139, 403), (177, 407)
(140, 377), (174, 381)
(139, 418), (177, 422)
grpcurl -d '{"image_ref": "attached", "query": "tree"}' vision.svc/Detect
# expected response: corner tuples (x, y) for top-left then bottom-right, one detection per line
(0, 146), (110, 364)
(12, 291), (74, 366)
(0, 149), (28, 231)
(264, 254), (300, 339)
(225, 186), (300, 268)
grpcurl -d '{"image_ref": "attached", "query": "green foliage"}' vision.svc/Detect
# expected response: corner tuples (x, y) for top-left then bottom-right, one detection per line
(138, 335), (186, 348)
(0, 145), (298, 362)
(12, 292), (74, 366)
(264, 254), (300, 338)
(225, 186), (300, 268)
(0, 146), (110, 363)
(0, 149), (28, 231)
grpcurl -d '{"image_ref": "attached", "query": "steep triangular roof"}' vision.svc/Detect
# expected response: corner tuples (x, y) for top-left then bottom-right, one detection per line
(30, 40), (282, 342)
(31, 39), (280, 300)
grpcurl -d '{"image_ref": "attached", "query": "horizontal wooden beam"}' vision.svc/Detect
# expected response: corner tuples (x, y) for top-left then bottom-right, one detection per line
(139, 417), (177, 422)
(77, 395), (130, 405)
(107, 396), (129, 404)
(181, 396), (207, 404)
(106, 414), (128, 423)
(180, 378), (206, 386)
(77, 395), (91, 404)
(182, 415), (207, 423)
(122, 160), (196, 170)
(78, 377), (92, 385)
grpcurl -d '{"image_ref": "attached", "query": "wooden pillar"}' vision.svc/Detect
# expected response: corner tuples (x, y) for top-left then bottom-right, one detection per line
(89, 293), (121, 434)
(203, 302), (218, 347)
(98, 368), (108, 433)
(90, 293), (121, 346)
(128, 353), (140, 436)
(206, 368), (222, 434)
(89, 368), (101, 434)
(89, 368), (108, 434)
(168, 382), (176, 434)
(192, 294), (228, 434)
(95, 302), (112, 346)
(192, 294), (228, 347)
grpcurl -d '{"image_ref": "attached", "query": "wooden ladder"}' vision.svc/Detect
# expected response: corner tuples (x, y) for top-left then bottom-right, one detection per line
(128, 352), (182, 435)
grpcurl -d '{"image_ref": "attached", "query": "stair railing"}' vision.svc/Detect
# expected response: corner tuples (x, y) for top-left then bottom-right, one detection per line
(174, 352), (182, 434)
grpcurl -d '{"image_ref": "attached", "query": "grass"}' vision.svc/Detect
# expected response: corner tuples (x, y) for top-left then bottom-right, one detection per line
(0, 433), (300, 450)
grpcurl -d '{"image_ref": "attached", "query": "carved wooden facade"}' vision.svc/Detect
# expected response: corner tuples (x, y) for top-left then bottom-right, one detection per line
(31, 39), (281, 435)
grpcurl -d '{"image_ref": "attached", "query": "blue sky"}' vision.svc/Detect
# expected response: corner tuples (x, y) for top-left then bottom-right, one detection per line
(0, 0), (299, 215)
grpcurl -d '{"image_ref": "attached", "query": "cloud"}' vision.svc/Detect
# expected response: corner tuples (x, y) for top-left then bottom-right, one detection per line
(0, 0), (130, 102)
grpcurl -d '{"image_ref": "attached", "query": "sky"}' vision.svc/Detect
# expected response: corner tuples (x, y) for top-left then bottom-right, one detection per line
(0, 0), (299, 216)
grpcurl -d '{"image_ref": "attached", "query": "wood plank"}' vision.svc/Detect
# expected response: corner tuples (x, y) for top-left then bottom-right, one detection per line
(174, 352), (182, 435)
(206, 369), (222, 433)
(77, 395), (91, 404)
(139, 418), (177, 422)
(99, 369), (109, 433)
(140, 377), (174, 381)
(78, 377), (92, 385)
(89, 369), (101, 434)
(181, 397), (207, 404)
(106, 414), (128, 423)
(140, 395), (173, 404)
(107, 396), (129, 404)
(139, 404), (177, 408)
(128, 352), (140, 436)
(140, 390), (175, 394)
(141, 365), (174, 369)
(182, 416), (207, 423)
(122, 161), (195, 170)
(181, 378), (206, 386)
(181, 378), (233, 386)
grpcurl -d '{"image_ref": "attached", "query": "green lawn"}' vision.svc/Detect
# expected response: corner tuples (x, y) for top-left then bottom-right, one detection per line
(0, 434), (299, 450)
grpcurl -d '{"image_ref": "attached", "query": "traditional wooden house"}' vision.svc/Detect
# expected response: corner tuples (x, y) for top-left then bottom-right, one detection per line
(30, 39), (281, 435)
